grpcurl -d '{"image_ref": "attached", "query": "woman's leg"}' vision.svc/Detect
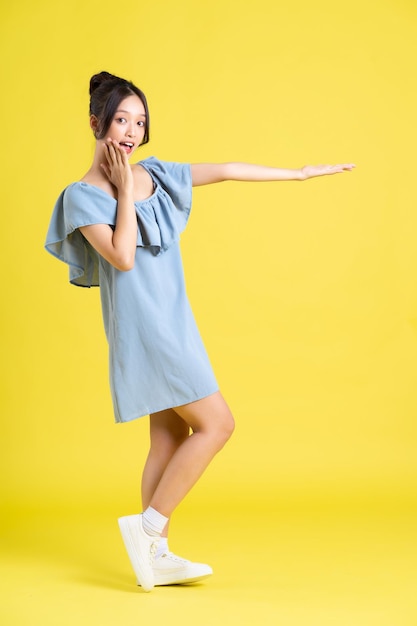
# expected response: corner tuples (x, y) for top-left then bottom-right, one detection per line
(118, 391), (234, 590)
(141, 408), (190, 537)
(148, 391), (235, 518)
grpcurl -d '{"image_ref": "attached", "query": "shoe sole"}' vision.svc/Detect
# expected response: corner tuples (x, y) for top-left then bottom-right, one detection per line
(154, 572), (212, 586)
(118, 515), (155, 592)
(138, 570), (213, 586)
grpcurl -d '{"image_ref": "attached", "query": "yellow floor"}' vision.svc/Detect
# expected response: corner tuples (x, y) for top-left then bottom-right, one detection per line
(1, 497), (416, 626)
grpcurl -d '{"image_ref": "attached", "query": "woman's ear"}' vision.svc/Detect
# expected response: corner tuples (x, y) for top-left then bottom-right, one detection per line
(90, 115), (99, 137)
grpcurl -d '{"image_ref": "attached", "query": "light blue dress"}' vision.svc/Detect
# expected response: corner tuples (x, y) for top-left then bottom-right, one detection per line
(45, 157), (219, 422)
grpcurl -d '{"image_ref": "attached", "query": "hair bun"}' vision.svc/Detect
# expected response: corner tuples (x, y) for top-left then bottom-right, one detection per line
(89, 71), (117, 95)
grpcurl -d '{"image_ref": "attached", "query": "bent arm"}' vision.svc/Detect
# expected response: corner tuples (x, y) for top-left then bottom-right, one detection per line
(191, 162), (355, 186)
(79, 140), (137, 272)
(79, 188), (137, 272)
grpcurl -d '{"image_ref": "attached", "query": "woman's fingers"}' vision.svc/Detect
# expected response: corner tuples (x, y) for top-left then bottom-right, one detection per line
(101, 138), (133, 189)
(301, 163), (356, 180)
(103, 139), (127, 173)
(105, 138), (121, 164)
(334, 163), (355, 172)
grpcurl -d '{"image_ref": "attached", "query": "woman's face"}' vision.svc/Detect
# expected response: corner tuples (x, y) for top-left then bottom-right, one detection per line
(105, 94), (147, 156)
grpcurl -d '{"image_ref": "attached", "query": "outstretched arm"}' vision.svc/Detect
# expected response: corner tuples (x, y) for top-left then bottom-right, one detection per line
(191, 162), (355, 186)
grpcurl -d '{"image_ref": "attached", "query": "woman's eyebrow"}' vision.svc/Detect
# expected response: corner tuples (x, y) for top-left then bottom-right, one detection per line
(115, 109), (146, 117)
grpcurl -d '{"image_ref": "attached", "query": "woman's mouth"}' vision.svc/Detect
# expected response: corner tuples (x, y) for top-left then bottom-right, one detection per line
(119, 142), (134, 154)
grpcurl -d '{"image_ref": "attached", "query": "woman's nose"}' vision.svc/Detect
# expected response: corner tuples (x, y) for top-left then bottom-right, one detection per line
(126, 124), (136, 137)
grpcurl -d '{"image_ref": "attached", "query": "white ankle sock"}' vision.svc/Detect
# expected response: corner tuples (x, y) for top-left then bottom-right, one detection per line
(142, 506), (169, 537)
(155, 537), (169, 559)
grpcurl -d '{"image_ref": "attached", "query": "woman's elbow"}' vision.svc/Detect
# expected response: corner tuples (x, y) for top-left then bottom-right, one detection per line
(117, 262), (135, 272)
(112, 251), (136, 272)
(116, 258), (135, 272)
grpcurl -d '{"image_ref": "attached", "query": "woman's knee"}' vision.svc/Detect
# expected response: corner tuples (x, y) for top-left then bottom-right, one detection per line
(207, 407), (235, 451)
(173, 392), (235, 448)
(220, 411), (235, 443)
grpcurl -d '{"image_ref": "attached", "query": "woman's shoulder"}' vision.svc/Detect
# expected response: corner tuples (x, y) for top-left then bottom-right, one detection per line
(76, 173), (117, 199)
(136, 156), (191, 183)
(59, 181), (117, 212)
(136, 156), (186, 168)
(135, 157), (192, 212)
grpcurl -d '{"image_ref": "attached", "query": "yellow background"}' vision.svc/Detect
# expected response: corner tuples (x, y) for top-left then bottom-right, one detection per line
(1, 0), (417, 624)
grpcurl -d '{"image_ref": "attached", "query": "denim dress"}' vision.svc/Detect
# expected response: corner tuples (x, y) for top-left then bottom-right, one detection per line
(45, 157), (218, 422)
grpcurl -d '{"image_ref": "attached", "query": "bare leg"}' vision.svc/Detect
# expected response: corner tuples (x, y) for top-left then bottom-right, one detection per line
(141, 408), (190, 537)
(148, 391), (235, 518)
(118, 392), (233, 589)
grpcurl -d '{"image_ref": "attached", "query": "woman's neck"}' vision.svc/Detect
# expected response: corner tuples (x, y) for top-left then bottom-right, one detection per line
(82, 141), (110, 185)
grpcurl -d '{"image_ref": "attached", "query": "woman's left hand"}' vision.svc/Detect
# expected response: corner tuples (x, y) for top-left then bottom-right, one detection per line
(301, 163), (356, 180)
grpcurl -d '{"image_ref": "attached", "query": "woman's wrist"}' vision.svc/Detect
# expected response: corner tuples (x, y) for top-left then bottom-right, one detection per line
(297, 167), (308, 181)
(117, 186), (134, 201)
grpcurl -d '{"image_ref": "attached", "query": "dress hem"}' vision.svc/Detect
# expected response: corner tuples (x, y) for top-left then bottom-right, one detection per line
(114, 386), (220, 424)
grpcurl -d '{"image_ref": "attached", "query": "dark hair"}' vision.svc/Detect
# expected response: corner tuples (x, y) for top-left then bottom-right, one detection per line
(89, 71), (150, 144)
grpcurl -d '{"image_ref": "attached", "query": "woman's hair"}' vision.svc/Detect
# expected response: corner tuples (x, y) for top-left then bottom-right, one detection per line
(89, 71), (150, 144)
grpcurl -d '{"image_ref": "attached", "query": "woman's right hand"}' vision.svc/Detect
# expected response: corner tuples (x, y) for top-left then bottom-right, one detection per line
(79, 137), (137, 271)
(100, 138), (134, 192)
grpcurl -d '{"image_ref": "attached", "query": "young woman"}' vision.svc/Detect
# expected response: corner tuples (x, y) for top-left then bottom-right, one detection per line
(45, 71), (354, 592)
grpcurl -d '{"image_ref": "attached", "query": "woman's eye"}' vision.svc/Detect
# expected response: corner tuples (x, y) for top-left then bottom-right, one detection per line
(117, 118), (126, 123)
(138, 121), (144, 127)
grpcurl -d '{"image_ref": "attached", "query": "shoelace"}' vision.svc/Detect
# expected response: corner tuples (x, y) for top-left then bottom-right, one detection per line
(149, 540), (158, 564)
(160, 551), (189, 564)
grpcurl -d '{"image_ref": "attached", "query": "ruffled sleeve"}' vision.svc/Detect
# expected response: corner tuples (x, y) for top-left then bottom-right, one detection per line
(45, 183), (117, 287)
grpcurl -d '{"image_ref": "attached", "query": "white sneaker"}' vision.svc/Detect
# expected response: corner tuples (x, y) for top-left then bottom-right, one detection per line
(118, 514), (159, 592)
(144, 551), (213, 586)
